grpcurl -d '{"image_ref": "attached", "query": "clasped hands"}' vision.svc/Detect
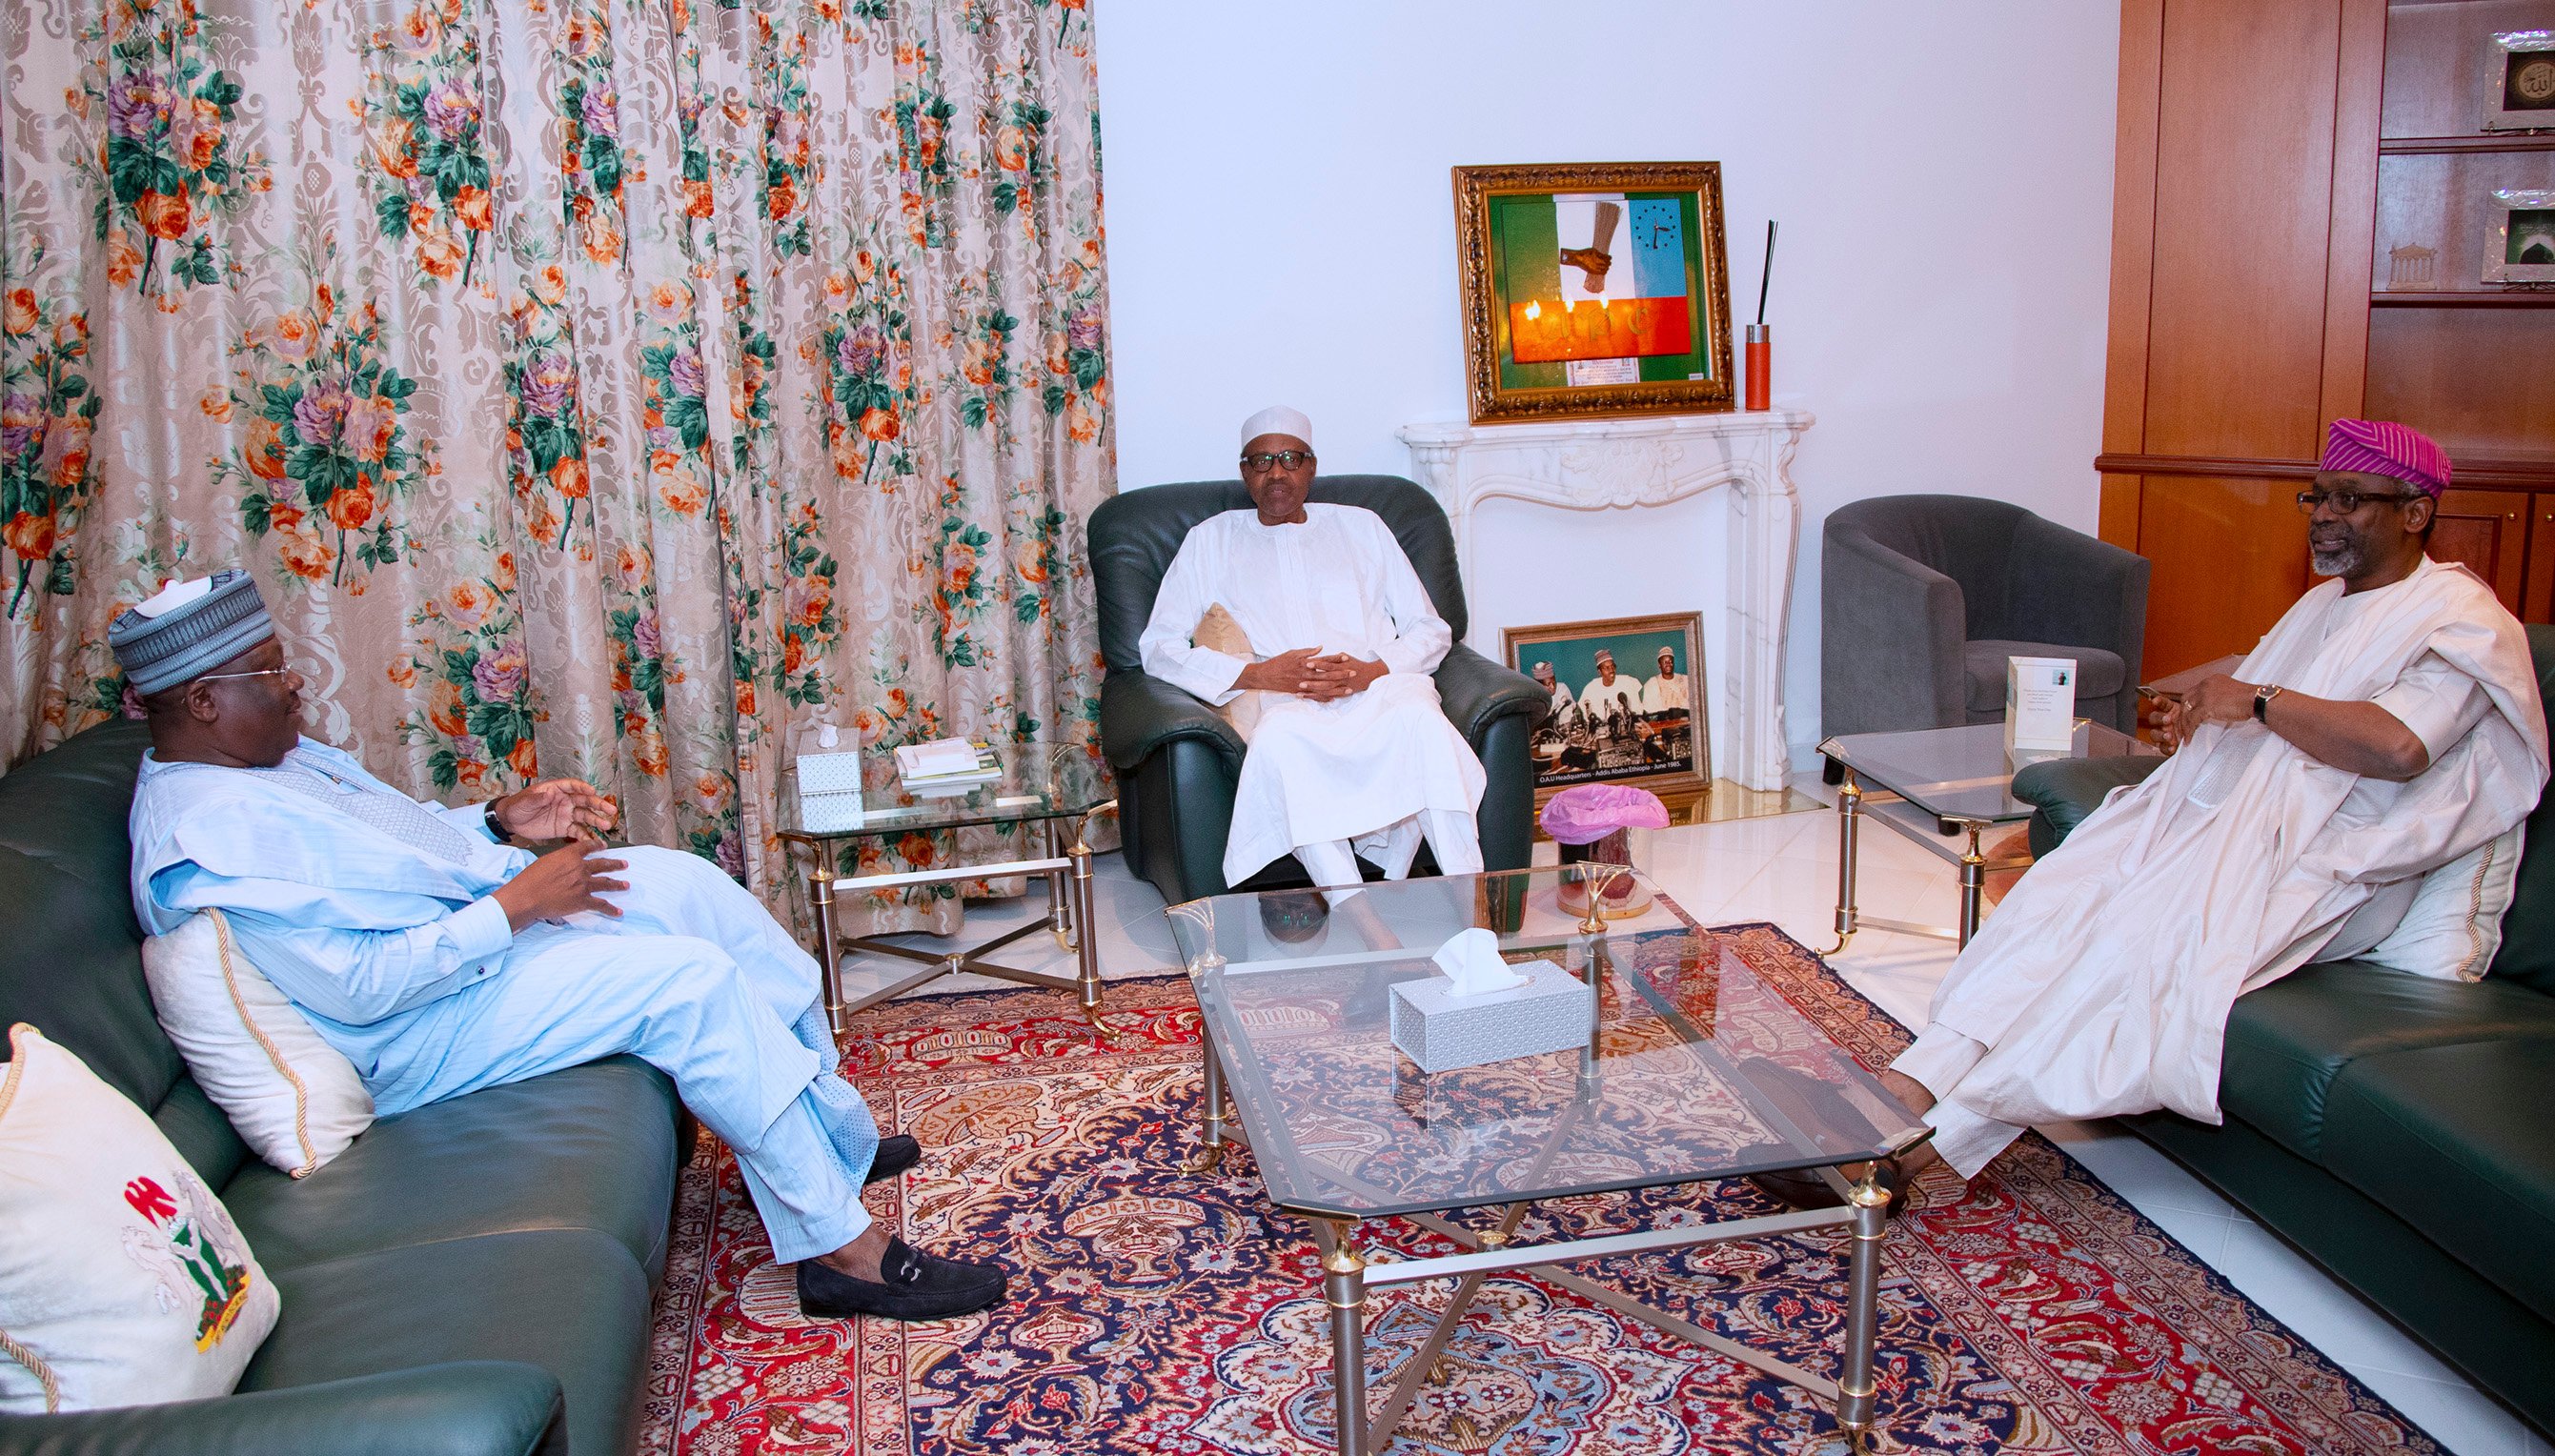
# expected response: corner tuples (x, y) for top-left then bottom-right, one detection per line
(487, 778), (629, 930)
(1235, 646), (1388, 702)
(2158, 673), (2260, 750)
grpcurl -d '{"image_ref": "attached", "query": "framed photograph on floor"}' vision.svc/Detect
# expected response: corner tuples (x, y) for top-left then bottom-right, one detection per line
(1452, 161), (1735, 424)
(1505, 612), (1708, 808)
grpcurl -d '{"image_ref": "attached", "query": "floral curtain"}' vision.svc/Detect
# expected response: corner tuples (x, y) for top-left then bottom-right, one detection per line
(1, 0), (1112, 931)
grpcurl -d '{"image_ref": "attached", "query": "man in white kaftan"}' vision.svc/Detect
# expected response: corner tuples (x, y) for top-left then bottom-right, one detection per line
(1138, 406), (1487, 892)
(1871, 421), (2547, 1190)
(1641, 648), (1691, 714)
(111, 571), (1005, 1322)
(1580, 653), (1643, 741)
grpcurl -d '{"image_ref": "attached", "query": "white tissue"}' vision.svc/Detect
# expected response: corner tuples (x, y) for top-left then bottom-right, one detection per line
(1430, 927), (1528, 999)
(134, 576), (214, 618)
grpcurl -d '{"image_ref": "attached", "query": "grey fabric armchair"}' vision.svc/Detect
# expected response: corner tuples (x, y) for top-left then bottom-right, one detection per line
(1088, 475), (1550, 907)
(1822, 495), (2150, 739)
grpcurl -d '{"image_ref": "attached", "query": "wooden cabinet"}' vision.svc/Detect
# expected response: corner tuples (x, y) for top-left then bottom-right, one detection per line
(2100, 0), (2555, 674)
(2430, 487), (2528, 609)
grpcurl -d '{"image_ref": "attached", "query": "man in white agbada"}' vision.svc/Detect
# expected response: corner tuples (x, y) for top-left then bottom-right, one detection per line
(1641, 647), (1691, 714)
(111, 572), (1007, 1323)
(1580, 652), (1643, 740)
(1138, 406), (1487, 893)
(1532, 660), (1575, 718)
(1827, 420), (2546, 1200)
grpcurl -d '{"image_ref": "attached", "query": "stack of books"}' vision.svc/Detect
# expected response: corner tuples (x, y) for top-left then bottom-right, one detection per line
(894, 738), (1000, 796)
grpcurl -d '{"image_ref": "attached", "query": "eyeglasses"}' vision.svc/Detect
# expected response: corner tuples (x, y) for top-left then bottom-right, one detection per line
(1240, 450), (1315, 473)
(193, 667), (294, 686)
(2297, 488), (2423, 516)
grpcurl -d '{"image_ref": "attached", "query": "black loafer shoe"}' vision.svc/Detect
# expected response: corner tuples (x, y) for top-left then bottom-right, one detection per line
(1745, 1157), (1911, 1217)
(865, 1134), (921, 1185)
(797, 1237), (1008, 1322)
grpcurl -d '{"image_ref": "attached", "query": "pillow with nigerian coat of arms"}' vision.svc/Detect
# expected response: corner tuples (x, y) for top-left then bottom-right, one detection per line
(0, 1023), (281, 1414)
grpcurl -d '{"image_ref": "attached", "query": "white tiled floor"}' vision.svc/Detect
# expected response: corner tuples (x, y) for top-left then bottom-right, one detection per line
(847, 791), (2548, 1455)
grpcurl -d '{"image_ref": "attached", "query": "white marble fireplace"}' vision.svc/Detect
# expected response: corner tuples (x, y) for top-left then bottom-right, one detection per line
(1398, 410), (1812, 793)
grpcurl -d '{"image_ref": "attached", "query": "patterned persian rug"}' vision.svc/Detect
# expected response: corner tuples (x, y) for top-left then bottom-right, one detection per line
(640, 919), (2442, 1456)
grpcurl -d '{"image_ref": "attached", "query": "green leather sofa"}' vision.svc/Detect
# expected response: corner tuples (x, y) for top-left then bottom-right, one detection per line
(1089, 475), (1551, 906)
(2009, 623), (2555, 1439)
(0, 720), (684, 1456)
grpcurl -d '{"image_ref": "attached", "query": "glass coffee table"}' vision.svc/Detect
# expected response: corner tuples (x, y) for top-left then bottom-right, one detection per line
(1166, 866), (1930, 1454)
(1817, 720), (2159, 951)
(775, 741), (1116, 1034)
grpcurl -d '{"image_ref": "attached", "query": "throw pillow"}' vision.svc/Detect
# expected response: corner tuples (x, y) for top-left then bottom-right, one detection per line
(2362, 823), (2525, 981)
(0, 1023), (280, 1414)
(1194, 603), (1267, 738)
(142, 909), (374, 1178)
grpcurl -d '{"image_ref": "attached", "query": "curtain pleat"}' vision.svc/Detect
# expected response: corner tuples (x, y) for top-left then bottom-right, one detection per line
(1, 0), (1113, 932)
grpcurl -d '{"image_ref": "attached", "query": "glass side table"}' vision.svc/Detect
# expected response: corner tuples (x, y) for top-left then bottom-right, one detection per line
(1166, 865), (1930, 1455)
(775, 741), (1117, 1033)
(1816, 720), (2160, 951)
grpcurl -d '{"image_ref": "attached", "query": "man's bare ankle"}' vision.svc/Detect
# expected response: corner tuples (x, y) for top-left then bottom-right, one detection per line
(814, 1224), (889, 1282)
(1878, 1068), (1937, 1116)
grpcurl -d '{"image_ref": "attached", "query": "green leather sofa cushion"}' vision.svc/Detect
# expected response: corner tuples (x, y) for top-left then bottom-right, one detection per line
(2483, 624), (2555, 997)
(242, 1228), (651, 1456)
(0, 719), (151, 893)
(2321, 1037), (2555, 1314)
(223, 1058), (679, 1280)
(2009, 754), (2163, 859)
(2217, 961), (2555, 1162)
(0, 842), (179, 1115)
(0, 1362), (563, 1456)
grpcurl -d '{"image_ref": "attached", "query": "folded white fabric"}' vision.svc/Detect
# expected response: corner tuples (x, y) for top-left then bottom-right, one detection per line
(0, 1023), (280, 1413)
(142, 909), (374, 1178)
(2362, 824), (2525, 982)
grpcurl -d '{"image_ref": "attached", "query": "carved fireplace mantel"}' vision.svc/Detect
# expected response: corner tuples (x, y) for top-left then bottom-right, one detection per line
(1398, 410), (1813, 793)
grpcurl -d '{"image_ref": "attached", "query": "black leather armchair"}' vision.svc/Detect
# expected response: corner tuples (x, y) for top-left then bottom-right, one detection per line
(1089, 475), (1551, 906)
(1822, 495), (2150, 738)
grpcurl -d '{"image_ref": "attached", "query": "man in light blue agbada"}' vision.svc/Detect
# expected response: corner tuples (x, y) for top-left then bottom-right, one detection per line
(112, 571), (1004, 1323)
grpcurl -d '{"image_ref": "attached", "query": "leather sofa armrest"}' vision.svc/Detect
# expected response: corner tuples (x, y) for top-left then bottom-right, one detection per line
(2011, 754), (2164, 858)
(1432, 644), (1551, 743)
(0, 1362), (562, 1456)
(1099, 670), (1246, 775)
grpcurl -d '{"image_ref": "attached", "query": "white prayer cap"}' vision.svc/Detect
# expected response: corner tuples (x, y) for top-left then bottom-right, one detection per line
(1239, 405), (1312, 449)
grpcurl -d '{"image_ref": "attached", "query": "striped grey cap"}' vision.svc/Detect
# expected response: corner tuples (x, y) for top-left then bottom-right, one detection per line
(107, 571), (275, 695)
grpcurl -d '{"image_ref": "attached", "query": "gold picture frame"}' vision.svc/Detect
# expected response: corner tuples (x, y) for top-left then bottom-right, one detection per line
(1504, 612), (1709, 813)
(1453, 162), (1736, 424)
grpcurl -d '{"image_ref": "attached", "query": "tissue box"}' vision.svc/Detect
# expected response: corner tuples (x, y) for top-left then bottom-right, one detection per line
(1389, 959), (1592, 1074)
(796, 750), (866, 833)
(2004, 656), (2078, 755)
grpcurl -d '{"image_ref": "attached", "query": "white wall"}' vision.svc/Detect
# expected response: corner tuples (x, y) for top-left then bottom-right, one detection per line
(1093, 2), (2121, 762)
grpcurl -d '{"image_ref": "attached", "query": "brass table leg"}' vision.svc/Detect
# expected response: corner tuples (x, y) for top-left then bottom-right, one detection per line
(1194, 1015), (1228, 1173)
(1825, 770), (1863, 957)
(1957, 820), (1986, 947)
(1321, 1221), (1369, 1456)
(1045, 817), (1076, 954)
(1835, 1166), (1892, 1448)
(1069, 820), (1105, 1031)
(808, 852), (844, 1037)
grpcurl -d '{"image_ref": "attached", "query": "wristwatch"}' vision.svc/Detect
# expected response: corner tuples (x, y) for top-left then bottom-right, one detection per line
(481, 799), (505, 839)
(2252, 683), (2284, 723)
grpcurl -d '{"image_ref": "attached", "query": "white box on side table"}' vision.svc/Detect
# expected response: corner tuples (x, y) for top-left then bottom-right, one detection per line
(1388, 960), (1593, 1074)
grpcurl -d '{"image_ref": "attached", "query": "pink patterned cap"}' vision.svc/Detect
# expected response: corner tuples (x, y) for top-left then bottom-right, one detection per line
(2320, 419), (2450, 498)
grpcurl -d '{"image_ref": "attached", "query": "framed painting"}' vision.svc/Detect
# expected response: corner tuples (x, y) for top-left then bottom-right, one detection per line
(1504, 612), (1708, 810)
(1453, 162), (1735, 424)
